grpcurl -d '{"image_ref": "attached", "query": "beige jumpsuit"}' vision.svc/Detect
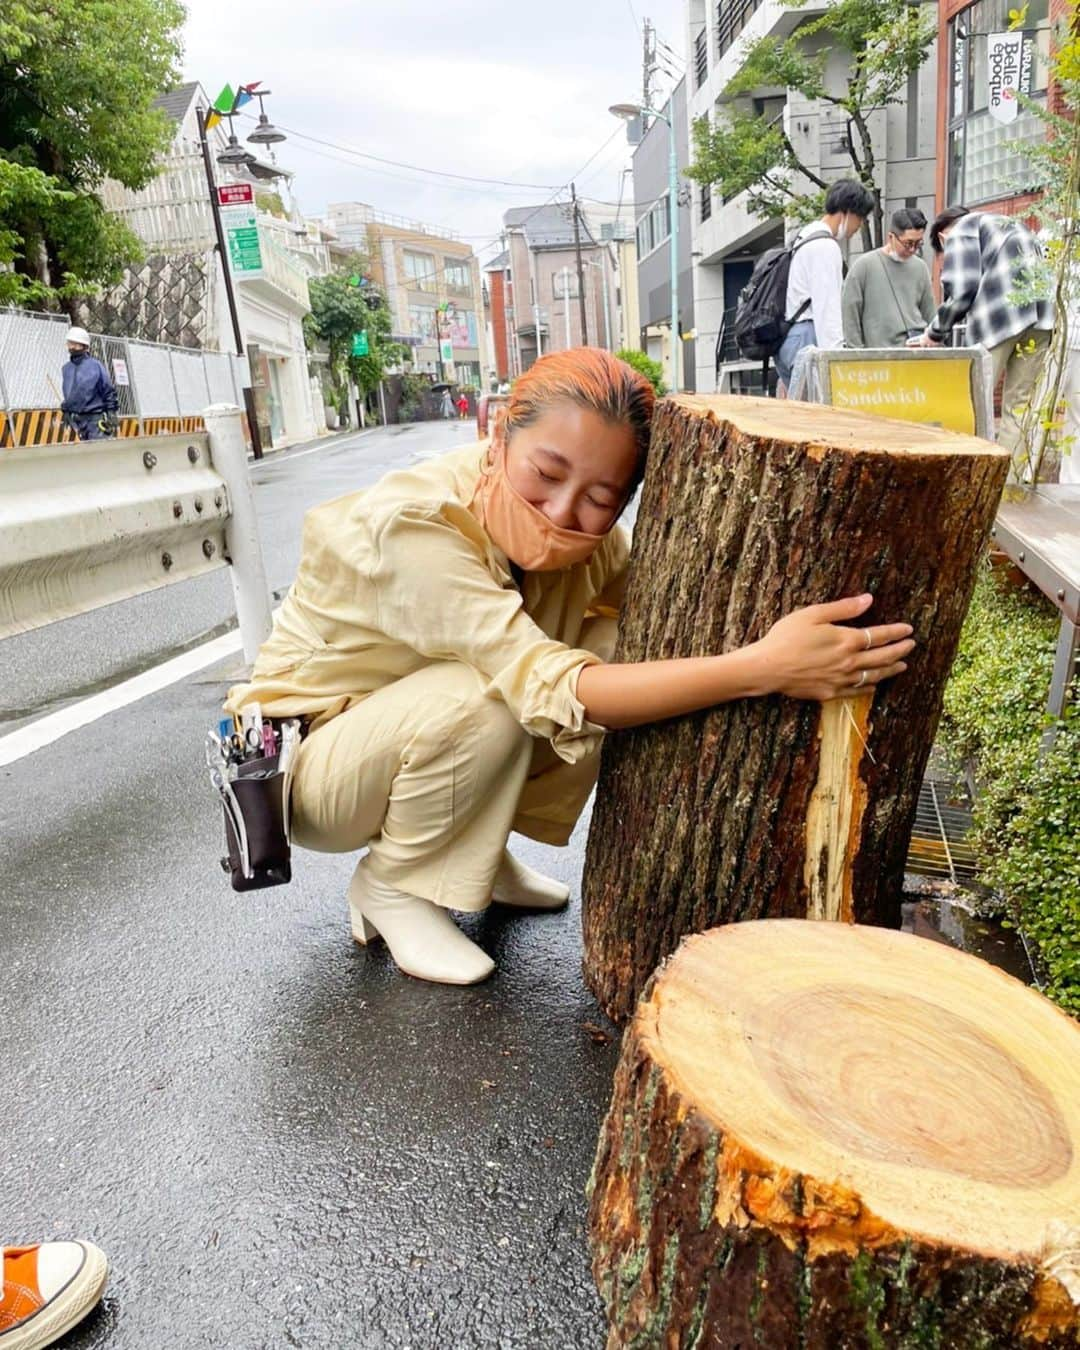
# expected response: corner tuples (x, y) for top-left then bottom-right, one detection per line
(224, 442), (626, 911)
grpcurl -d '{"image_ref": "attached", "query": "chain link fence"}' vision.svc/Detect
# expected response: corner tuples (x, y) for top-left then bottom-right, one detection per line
(0, 308), (247, 447)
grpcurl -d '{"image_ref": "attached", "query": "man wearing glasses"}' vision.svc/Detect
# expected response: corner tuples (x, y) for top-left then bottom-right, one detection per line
(841, 208), (936, 349)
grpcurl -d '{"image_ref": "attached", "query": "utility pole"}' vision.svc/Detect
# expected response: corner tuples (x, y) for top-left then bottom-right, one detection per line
(642, 18), (656, 127)
(196, 105), (263, 458)
(527, 236), (543, 361)
(570, 182), (588, 347)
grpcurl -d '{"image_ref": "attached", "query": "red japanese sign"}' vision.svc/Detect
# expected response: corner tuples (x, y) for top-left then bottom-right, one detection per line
(217, 183), (254, 206)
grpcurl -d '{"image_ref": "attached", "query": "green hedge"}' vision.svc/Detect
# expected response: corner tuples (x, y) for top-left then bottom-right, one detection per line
(939, 568), (1080, 1015)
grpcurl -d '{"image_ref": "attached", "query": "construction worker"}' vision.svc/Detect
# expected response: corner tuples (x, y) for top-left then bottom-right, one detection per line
(60, 328), (119, 440)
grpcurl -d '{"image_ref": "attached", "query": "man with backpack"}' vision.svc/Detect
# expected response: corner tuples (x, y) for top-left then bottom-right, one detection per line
(776, 180), (875, 391)
(842, 207), (936, 349)
(734, 179), (874, 394)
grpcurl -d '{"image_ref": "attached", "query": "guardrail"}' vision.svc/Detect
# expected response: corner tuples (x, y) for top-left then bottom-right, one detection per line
(0, 404), (271, 662)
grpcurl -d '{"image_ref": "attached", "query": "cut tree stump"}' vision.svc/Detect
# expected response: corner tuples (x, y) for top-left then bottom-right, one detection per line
(588, 920), (1080, 1349)
(582, 395), (1008, 1022)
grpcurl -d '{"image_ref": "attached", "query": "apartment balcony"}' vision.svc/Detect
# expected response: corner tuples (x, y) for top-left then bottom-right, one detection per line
(692, 0), (830, 107)
(237, 229), (311, 314)
(692, 184), (778, 266)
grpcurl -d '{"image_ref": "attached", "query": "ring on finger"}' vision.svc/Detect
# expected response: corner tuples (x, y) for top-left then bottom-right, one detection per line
(863, 628), (873, 650)
(855, 669), (868, 688)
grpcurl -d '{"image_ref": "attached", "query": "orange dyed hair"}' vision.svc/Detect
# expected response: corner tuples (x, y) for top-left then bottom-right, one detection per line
(500, 347), (656, 491)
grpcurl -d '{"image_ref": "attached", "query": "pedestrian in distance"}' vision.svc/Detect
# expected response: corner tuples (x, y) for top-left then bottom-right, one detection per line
(842, 208), (936, 349)
(1, 1240), (108, 1349)
(916, 207), (1053, 467)
(456, 392), (469, 420)
(59, 328), (119, 441)
(224, 348), (915, 987)
(440, 388), (454, 420)
(776, 178), (876, 393)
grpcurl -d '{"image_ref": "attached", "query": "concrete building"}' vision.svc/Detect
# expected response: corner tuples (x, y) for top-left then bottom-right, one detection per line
(327, 203), (489, 388)
(101, 81), (321, 447)
(630, 77), (696, 391)
(684, 0), (940, 393)
(502, 204), (618, 369)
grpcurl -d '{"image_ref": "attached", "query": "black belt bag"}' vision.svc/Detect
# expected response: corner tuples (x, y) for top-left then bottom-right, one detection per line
(220, 753), (293, 891)
(211, 718), (304, 891)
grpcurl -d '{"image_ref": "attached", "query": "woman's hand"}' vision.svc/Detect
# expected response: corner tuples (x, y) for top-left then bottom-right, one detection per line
(752, 593), (915, 701)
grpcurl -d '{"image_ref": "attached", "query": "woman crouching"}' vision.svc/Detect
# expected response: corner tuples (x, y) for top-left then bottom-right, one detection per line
(225, 349), (914, 985)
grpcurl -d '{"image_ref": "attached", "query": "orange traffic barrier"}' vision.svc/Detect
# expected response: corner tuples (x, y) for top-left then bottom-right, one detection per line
(0, 410), (206, 448)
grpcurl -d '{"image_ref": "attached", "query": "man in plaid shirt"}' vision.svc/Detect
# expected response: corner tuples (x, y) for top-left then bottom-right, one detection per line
(917, 207), (1053, 464)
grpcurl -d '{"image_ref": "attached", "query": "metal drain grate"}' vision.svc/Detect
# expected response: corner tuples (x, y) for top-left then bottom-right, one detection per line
(906, 775), (980, 884)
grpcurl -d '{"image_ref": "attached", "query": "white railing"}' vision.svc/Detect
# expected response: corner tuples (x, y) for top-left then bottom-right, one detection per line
(244, 232), (312, 309)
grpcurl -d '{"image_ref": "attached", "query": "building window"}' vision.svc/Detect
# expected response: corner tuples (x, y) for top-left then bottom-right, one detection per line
(716, 0), (761, 62)
(693, 27), (708, 89)
(403, 250), (436, 292)
(700, 183), (712, 223)
(635, 196), (672, 259)
(552, 271), (581, 300)
(444, 259), (471, 294)
(946, 0), (1050, 206)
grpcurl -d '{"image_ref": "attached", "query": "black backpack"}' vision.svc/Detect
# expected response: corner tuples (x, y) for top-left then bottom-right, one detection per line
(733, 231), (834, 364)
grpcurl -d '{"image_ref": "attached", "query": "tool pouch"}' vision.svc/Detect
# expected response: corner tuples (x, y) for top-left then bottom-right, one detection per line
(219, 754), (293, 891)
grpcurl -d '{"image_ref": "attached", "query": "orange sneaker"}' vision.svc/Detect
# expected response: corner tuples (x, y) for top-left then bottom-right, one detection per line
(0, 1242), (108, 1350)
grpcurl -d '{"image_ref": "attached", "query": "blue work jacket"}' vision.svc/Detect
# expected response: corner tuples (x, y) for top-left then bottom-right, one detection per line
(61, 354), (119, 414)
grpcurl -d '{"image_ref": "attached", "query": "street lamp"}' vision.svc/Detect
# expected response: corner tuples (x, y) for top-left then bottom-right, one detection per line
(246, 92), (286, 146)
(196, 90), (289, 459)
(611, 100), (680, 393)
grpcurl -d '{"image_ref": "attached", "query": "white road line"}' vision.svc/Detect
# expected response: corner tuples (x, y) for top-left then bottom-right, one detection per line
(0, 627), (244, 768)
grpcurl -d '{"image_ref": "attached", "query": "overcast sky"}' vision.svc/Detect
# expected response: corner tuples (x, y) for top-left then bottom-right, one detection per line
(181, 0), (685, 263)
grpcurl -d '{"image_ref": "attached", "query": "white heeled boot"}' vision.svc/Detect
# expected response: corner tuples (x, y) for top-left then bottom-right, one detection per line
(347, 859), (495, 986)
(492, 850), (570, 911)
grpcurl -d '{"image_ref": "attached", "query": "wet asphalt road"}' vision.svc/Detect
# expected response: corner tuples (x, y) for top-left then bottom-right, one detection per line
(1, 421), (619, 1348)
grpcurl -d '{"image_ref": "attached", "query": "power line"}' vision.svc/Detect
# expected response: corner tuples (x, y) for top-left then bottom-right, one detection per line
(238, 114), (563, 192)
(246, 132), (548, 202)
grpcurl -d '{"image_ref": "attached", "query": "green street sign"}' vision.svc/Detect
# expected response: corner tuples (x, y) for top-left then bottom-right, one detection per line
(352, 331), (369, 357)
(221, 205), (263, 278)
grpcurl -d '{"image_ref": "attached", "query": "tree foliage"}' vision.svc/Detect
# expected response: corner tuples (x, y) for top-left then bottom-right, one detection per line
(305, 264), (405, 414)
(687, 0), (936, 246)
(615, 347), (667, 396)
(0, 0), (184, 306)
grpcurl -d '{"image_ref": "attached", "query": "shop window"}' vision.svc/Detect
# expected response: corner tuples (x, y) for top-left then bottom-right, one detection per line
(946, 0), (1050, 205)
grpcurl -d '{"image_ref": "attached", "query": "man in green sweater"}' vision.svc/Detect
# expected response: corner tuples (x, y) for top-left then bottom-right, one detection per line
(842, 208), (936, 348)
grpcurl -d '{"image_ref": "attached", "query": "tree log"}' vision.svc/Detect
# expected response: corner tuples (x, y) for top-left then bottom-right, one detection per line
(588, 920), (1080, 1349)
(582, 395), (1008, 1022)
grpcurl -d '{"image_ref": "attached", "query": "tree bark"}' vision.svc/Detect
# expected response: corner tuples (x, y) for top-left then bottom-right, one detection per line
(588, 920), (1080, 1350)
(582, 395), (1008, 1023)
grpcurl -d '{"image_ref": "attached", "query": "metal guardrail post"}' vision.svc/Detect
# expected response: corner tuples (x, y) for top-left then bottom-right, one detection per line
(0, 355), (15, 447)
(121, 336), (146, 437)
(203, 403), (272, 664)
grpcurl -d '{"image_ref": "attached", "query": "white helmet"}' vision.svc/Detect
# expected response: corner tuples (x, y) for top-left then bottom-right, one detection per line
(65, 327), (91, 346)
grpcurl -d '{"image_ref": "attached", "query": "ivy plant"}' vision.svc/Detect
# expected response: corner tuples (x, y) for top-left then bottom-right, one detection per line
(939, 568), (1079, 1015)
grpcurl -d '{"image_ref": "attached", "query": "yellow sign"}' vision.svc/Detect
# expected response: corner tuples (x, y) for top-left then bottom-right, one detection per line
(829, 357), (976, 436)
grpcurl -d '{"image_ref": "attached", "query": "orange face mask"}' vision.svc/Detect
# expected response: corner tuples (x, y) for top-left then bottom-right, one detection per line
(469, 441), (608, 572)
